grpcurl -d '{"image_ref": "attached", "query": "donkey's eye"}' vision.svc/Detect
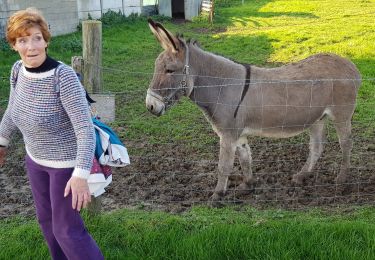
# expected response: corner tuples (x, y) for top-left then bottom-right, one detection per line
(166, 69), (174, 74)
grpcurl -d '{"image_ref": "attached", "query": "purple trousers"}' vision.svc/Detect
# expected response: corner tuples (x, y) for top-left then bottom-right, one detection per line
(25, 155), (104, 260)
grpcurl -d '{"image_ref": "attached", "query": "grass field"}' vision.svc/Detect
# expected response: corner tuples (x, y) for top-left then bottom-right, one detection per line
(1, 206), (375, 259)
(0, 0), (375, 258)
(1, 0), (374, 144)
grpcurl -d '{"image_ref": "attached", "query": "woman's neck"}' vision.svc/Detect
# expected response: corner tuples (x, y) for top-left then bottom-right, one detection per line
(25, 56), (59, 73)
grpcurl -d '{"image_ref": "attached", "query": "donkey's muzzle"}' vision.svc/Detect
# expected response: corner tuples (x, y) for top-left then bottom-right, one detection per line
(146, 92), (165, 116)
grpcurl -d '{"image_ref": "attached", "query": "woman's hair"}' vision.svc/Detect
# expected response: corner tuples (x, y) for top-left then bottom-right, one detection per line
(6, 7), (51, 46)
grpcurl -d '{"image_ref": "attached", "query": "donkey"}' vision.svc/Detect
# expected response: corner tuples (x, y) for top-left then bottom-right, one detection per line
(145, 19), (361, 201)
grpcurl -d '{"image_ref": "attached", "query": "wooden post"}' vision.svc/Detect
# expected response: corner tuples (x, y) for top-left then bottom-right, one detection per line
(71, 56), (83, 79)
(202, 0), (214, 23)
(100, 0), (103, 17)
(82, 20), (102, 94)
(72, 56), (115, 123)
(87, 196), (102, 216)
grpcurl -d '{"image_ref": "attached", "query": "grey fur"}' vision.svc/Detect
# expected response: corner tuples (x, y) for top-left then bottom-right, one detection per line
(146, 20), (361, 201)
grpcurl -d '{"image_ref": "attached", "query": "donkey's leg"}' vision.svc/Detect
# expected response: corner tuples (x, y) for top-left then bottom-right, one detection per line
(235, 137), (254, 193)
(211, 136), (236, 202)
(333, 120), (352, 184)
(292, 120), (325, 184)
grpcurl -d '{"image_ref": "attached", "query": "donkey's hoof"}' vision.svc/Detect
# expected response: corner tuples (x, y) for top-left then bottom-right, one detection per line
(209, 200), (224, 208)
(236, 183), (253, 195)
(292, 173), (305, 185)
(335, 173), (347, 184)
(209, 194), (224, 207)
(228, 174), (244, 187)
(210, 192), (222, 201)
(370, 175), (375, 184)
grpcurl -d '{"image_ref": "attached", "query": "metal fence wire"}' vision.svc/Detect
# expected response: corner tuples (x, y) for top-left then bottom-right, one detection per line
(0, 61), (374, 219)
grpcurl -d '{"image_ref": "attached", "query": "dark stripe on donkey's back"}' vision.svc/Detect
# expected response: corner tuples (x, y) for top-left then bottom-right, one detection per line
(234, 64), (251, 118)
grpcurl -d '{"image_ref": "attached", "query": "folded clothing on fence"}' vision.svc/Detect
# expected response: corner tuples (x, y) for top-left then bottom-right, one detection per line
(88, 157), (112, 197)
(92, 117), (130, 167)
(88, 174), (112, 197)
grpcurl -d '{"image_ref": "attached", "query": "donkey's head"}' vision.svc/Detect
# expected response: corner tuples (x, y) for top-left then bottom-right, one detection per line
(146, 19), (191, 116)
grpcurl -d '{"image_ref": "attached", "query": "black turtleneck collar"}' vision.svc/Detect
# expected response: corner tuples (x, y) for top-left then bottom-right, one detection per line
(25, 56), (60, 73)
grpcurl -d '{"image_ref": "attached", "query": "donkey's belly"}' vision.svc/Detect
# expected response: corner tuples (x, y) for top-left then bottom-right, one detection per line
(241, 107), (327, 138)
(242, 126), (307, 138)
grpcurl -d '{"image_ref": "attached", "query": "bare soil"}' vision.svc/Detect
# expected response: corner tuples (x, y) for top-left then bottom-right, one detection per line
(1, 130), (374, 218)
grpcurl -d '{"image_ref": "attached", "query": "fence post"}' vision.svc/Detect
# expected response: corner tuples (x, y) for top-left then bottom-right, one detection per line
(87, 196), (102, 216)
(100, 0), (103, 18)
(201, 0), (214, 23)
(82, 20), (102, 94)
(71, 56), (83, 78)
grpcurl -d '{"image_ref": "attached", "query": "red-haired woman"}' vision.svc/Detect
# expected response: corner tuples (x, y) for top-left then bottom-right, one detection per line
(0, 7), (103, 259)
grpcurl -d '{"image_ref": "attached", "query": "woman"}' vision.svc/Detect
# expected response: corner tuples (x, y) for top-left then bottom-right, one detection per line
(0, 8), (104, 259)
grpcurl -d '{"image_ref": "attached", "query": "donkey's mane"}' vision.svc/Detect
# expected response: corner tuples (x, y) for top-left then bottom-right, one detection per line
(186, 38), (199, 47)
(183, 36), (251, 67)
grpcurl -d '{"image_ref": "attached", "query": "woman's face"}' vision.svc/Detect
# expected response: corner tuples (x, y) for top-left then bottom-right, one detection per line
(12, 27), (47, 68)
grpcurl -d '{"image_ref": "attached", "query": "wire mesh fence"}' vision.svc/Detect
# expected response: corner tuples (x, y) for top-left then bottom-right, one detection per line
(0, 59), (374, 219)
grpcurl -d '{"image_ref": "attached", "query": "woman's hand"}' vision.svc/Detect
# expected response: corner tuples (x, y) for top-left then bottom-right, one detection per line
(64, 176), (91, 211)
(0, 147), (7, 167)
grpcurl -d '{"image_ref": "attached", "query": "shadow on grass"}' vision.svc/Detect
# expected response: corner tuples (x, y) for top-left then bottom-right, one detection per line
(214, 0), (318, 28)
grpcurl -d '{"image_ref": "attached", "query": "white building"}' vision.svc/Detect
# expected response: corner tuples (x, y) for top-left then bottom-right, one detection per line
(158, 0), (202, 20)
(0, 0), (144, 37)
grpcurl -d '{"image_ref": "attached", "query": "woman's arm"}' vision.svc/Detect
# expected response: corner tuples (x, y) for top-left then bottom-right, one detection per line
(0, 62), (21, 147)
(59, 65), (95, 178)
(58, 65), (95, 211)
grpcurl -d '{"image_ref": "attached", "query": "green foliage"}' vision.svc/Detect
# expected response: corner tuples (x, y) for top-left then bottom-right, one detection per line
(0, 38), (11, 52)
(2, 0), (373, 149)
(1, 206), (375, 259)
(100, 10), (127, 25)
(0, 2), (375, 257)
(76, 20), (82, 32)
(51, 37), (82, 53)
(99, 10), (143, 26)
(215, 0), (243, 8)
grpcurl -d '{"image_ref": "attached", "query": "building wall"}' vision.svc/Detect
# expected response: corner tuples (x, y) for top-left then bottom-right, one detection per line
(158, 0), (172, 18)
(77, 0), (142, 20)
(158, 0), (202, 20)
(185, 0), (202, 20)
(0, 1), (10, 38)
(0, 0), (78, 38)
(0, 0), (142, 38)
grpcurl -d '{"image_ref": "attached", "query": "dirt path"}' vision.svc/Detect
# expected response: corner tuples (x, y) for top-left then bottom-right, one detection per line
(1, 133), (374, 218)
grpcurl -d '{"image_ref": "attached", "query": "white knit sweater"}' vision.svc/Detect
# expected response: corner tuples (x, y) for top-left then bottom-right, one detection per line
(0, 61), (95, 179)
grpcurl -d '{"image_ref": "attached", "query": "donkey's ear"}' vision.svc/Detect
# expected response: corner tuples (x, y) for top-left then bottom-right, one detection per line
(148, 18), (178, 53)
(148, 19), (164, 47)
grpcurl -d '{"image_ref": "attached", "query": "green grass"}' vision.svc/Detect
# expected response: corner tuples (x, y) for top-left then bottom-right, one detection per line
(110, 0), (374, 144)
(1, 0), (374, 145)
(1, 1), (375, 258)
(1, 206), (375, 259)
